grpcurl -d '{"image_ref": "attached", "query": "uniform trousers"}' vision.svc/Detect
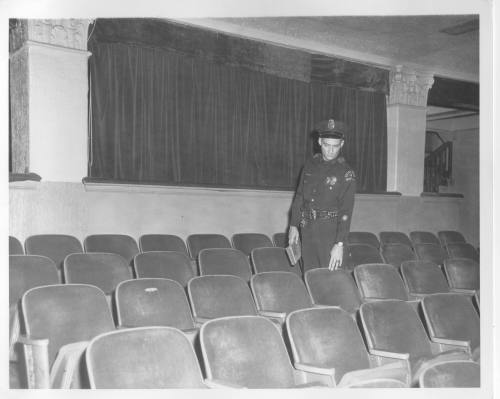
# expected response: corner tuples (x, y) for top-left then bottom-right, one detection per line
(300, 218), (339, 272)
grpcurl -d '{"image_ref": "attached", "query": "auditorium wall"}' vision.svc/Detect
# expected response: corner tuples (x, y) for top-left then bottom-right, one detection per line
(9, 181), (464, 245)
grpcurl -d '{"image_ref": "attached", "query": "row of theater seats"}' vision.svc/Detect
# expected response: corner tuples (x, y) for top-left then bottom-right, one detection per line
(10, 255), (480, 388)
(9, 230), (479, 275)
(13, 281), (480, 388)
(10, 252), (480, 316)
(9, 232), (285, 261)
(346, 230), (479, 265)
(9, 229), (480, 388)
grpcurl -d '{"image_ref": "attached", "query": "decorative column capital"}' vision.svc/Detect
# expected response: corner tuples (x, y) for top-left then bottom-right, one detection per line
(28, 19), (94, 50)
(10, 19), (94, 52)
(388, 65), (434, 107)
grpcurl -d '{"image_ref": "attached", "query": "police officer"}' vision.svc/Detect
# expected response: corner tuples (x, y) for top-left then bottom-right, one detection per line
(288, 118), (356, 271)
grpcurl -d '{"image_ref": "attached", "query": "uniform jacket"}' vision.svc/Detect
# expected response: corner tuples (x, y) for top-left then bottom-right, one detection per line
(290, 153), (356, 243)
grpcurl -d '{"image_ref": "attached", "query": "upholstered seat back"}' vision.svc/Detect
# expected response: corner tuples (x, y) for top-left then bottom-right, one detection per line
(354, 264), (409, 301)
(251, 272), (312, 314)
(201, 316), (296, 388)
(22, 284), (115, 366)
(189, 275), (257, 320)
(304, 268), (362, 313)
(116, 278), (195, 330)
(87, 327), (206, 388)
(287, 307), (370, 382)
(134, 251), (194, 286)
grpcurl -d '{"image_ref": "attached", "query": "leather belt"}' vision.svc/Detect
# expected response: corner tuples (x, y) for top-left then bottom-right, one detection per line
(301, 209), (338, 221)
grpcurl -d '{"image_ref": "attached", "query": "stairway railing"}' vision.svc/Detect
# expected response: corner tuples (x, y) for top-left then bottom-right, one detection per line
(424, 141), (453, 193)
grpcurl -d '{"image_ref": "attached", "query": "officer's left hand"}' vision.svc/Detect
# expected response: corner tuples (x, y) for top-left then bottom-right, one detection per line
(328, 244), (344, 270)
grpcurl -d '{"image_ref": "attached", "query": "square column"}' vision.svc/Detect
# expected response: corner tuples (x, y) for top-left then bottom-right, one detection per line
(9, 19), (92, 182)
(386, 66), (434, 195)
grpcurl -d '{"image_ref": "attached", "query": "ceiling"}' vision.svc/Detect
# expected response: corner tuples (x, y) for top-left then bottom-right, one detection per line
(178, 15), (479, 83)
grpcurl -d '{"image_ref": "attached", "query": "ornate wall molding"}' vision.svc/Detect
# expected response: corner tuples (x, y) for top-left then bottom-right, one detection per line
(388, 65), (434, 107)
(28, 19), (93, 50)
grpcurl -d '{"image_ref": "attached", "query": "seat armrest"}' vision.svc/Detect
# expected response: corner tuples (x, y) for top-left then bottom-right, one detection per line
(194, 316), (212, 327)
(293, 365), (335, 387)
(182, 328), (199, 335)
(430, 337), (471, 349)
(369, 349), (410, 360)
(338, 362), (410, 388)
(450, 288), (475, 296)
(50, 341), (89, 388)
(19, 335), (50, 389)
(258, 310), (286, 323)
(204, 378), (245, 389)
(411, 349), (472, 386)
(294, 362), (335, 377)
(182, 328), (199, 345)
(18, 335), (50, 346)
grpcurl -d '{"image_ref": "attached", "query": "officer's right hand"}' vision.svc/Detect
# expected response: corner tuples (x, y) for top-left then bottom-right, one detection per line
(288, 226), (299, 245)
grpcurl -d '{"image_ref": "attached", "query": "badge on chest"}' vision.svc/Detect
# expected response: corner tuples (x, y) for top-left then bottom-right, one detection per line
(325, 176), (337, 187)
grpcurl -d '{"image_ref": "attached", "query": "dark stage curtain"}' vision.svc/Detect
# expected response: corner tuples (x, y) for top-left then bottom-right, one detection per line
(89, 41), (387, 192)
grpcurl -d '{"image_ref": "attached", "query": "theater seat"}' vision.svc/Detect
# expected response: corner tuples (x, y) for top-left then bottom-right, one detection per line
(419, 360), (480, 387)
(381, 243), (416, 268)
(200, 316), (328, 388)
(286, 307), (409, 387)
(231, 233), (273, 256)
(379, 232), (413, 249)
(186, 234), (231, 259)
(64, 253), (133, 296)
(421, 293), (480, 356)
(438, 230), (466, 246)
(9, 236), (24, 255)
(188, 275), (258, 325)
(115, 278), (196, 338)
(272, 232), (287, 248)
(354, 264), (410, 301)
(348, 231), (380, 248)
(443, 258), (479, 294)
(86, 327), (207, 388)
(413, 243), (448, 265)
(138, 234), (188, 255)
(9, 255), (59, 361)
(409, 231), (440, 246)
(20, 284), (115, 388)
(446, 243), (479, 262)
(198, 248), (252, 282)
(400, 261), (450, 298)
(250, 272), (313, 324)
(359, 300), (471, 386)
(342, 244), (384, 271)
(251, 247), (301, 276)
(84, 234), (139, 265)
(25, 234), (83, 270)
(304, 268), (362, 314)
(134, 251), (195, 287)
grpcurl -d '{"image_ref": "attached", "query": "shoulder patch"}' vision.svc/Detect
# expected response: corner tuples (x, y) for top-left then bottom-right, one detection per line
(345, 170), (356, 181)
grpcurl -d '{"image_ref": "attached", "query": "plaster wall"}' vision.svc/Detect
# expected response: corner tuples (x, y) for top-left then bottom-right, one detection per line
(10, 182), (462, 246)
